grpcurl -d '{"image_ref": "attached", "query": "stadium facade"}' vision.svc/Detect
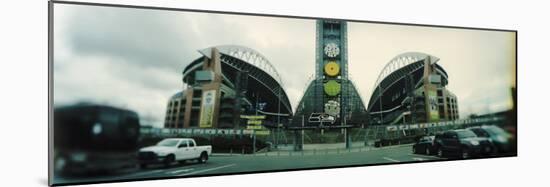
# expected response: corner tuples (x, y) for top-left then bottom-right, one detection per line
(366, 52), (459, 126)
(163, 23), (459, 131)
(164, 45), (292, 129)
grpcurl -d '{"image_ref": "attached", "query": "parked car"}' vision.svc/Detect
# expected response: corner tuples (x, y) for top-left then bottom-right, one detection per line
(308, 113), (336, 125)
(413, 135), (435, 155)
(433, 129), (494, 159)
(138, 138), (212, 168)
(53, 104), (140, 175)
(468, 125), (515, 154)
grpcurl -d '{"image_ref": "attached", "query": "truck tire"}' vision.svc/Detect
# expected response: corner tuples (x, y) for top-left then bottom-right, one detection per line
(437, 147), (444, 158)
(461, 148), (470, 159)
(198, 152), (208, 163)
(164, 154), (175, 167)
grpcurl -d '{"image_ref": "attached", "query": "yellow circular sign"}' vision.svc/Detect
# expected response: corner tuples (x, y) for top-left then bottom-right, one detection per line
(324, 61), (340, 77)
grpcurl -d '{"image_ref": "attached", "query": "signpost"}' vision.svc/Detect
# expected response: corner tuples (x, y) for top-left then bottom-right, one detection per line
(241, 115), (270, 136)
(241, 115), (270, 154)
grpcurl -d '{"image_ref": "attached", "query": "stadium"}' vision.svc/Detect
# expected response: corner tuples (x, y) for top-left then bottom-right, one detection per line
(367, 52), (459, 126)
(164, 45), (293, 129)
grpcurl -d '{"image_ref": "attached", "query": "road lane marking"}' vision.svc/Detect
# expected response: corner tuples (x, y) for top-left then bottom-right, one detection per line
(412, 157), (426, 161)
(177, 164), (236, 176)
(124, 169), (163, 178)
(167, 168), (194, 174)
(407, 154), (441, 159)
(383, 157), (400, 163)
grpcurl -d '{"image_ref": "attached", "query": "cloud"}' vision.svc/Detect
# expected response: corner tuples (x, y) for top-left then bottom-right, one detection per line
(54, 5), (203, 127)
(348, 22), (515, 117)
(63, 5), (202, 71)
(54, 4), (315, 127)
(54, 4), (515, 128)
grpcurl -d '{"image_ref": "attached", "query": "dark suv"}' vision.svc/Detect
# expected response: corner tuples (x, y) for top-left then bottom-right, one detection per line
(433, 129), (494, 159)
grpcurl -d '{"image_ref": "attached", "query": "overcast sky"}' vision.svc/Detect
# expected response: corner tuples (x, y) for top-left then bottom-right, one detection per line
(54, 4), (515, 127)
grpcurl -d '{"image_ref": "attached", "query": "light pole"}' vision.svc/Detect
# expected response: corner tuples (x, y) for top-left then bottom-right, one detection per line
(302, 115), (305, 150)
(255, 92), (259, 115)
(320, 118), (324, 135)
(364, 122), (368, 146)
(379, 83), (383, 126)
(344, 116), (352, 149)
(253, 131), (256, 154)
(276, 86), (281, 149)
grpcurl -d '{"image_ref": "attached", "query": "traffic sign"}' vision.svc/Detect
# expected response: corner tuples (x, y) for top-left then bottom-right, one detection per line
(247, 120), (263, 125)
(258, 102), (267, 110)
(246, 125), (263, 130)
(240, 115), (266, 120)
(255, 130), (270, 136)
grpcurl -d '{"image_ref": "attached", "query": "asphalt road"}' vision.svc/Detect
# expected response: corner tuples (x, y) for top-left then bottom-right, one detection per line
(53, 144), (443, 185)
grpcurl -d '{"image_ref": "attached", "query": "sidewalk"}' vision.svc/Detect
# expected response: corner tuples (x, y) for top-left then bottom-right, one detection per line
(276, 142), (369, 151)
(211, 143), (412, 157)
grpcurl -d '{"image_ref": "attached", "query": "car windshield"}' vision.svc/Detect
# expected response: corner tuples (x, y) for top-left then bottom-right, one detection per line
(157, 139), (180, 147)
(456, 130), (477, 138)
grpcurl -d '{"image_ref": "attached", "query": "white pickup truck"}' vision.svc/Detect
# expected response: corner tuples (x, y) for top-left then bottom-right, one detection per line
(138, 138), (212, 168)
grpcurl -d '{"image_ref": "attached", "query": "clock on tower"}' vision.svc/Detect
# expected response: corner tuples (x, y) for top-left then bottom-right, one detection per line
(324, 42), (340, 58)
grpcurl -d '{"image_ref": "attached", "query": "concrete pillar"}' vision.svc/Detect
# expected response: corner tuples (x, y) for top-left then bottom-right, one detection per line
(198, 48), (223, 128)
(183, 87), (194, 128)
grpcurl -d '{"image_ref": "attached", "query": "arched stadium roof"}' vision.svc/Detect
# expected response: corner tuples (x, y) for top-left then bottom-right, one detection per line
(198, 45), (285, 88)
(367, 52), (446, 111)
(183, 45), (293, 115)
(373, 52), (440, 88)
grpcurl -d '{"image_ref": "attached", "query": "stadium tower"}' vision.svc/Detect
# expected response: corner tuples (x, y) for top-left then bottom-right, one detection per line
(292, 20), (367, 128)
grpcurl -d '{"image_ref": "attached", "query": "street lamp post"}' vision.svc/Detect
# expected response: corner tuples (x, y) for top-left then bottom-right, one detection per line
(253, 131), (256, 154)
(255, 92), (259, 115)
(302, 115), (305, 151)
(364, 123), (368, 146)
(276, 86), (281, 149)
(379, 84), (383, 125)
